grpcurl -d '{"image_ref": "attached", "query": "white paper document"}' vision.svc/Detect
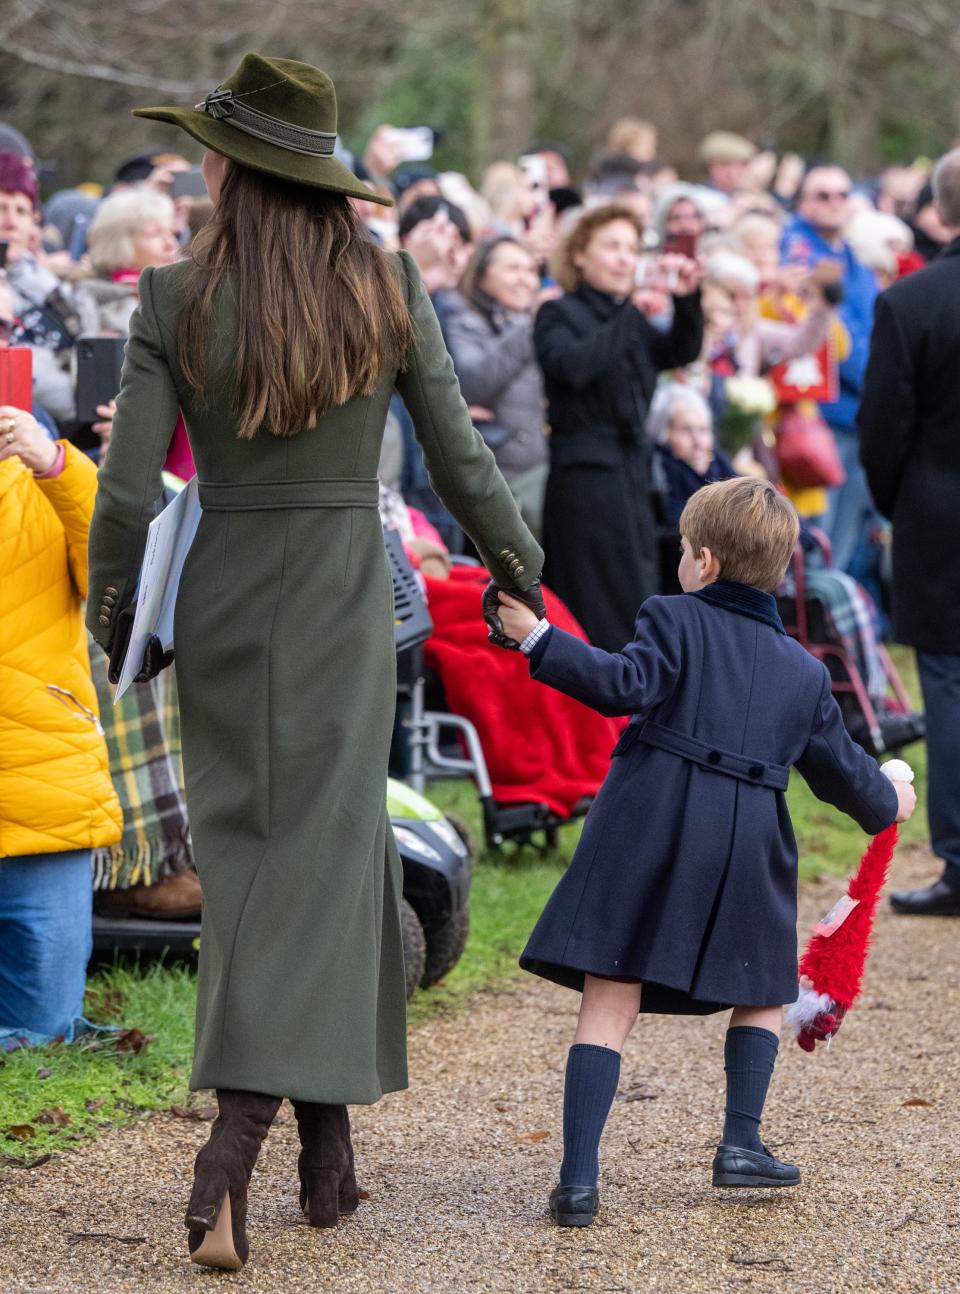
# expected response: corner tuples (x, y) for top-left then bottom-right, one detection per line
(114, 475), (202, 701)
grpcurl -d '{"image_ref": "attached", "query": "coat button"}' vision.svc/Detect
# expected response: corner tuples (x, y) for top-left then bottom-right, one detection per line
(102, 593), (116, 606)
(514, 564), (525, 578)
(98, 614), (110, 626)
(99, 605), (112, 617)
(105, 586), (118, 596)
(707, 751), (722, 764)
(749, 764), (764, 779)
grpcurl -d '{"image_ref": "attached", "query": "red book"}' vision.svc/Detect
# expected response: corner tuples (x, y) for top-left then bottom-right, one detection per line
(0, 347), (33, 411)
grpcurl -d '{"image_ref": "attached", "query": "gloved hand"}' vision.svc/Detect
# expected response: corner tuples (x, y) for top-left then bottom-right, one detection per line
(820, 280), (844, 306)
(107, 606), (175, 685)
(482, 578), (546, 651)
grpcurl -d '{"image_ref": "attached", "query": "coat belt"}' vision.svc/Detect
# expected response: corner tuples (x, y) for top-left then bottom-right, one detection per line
(198, 478), (379, 511)
(623, 719), (789, 791)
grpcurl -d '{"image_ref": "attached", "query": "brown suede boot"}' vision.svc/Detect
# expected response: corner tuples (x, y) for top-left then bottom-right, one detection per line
(185, 1089), (282, 1269)
(292, 1101), (360, 1228)
(94, 869), (202, 919)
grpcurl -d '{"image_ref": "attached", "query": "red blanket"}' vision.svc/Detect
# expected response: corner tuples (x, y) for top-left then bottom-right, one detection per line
(422, 568), (625, 817)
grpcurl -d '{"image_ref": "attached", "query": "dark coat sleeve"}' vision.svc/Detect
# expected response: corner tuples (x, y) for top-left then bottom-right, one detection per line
(646, 291), (704, 372)
(794, 669), (899, 834)
(856, 291), (918, 519)
(86, 266), (179, 650)
(528, 597), (682, 716)
(394, 252), (543, 589)
(534, 296), (648, 391)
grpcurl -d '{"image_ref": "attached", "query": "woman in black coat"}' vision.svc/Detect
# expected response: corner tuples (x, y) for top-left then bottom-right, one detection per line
(534, 206), (703, 650)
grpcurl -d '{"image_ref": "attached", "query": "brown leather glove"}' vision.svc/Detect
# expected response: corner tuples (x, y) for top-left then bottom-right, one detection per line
(482, 578), (546, 651)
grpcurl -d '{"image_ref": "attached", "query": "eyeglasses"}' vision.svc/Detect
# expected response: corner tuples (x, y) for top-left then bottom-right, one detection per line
(810, 189), (850, 203)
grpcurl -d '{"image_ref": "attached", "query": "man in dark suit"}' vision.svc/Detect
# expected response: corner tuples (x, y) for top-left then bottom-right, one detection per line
(858, 148), (960, 915)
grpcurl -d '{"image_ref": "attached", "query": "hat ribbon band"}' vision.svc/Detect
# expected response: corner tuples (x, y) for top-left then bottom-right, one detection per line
(195, 88), (337, 157)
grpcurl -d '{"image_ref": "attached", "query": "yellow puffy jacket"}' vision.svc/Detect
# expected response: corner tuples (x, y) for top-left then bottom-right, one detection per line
(0, 441), (122, 857)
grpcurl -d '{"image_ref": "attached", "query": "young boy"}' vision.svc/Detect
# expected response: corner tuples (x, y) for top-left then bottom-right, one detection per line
(494, 477), (915, 1227)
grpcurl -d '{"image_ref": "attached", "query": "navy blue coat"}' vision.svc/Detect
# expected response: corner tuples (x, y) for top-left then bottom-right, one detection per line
(520, 583), (899, 1013)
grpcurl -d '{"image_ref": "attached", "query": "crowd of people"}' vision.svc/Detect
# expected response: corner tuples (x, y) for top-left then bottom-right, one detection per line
(1, 99), (958, 1049)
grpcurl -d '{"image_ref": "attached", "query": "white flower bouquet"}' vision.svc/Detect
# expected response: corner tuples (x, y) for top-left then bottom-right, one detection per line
(721, 374), (777, 455)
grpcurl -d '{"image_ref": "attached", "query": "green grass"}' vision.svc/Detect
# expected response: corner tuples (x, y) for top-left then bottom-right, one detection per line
(1, 963), (197, 1162)
(2, 647), (927, 1159)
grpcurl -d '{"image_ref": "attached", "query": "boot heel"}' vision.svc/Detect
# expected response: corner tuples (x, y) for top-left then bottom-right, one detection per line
(185, 1164), (229, 1232)
(188, 1189), (243, 1271)
(338, 1172), (360, 1215)
(301, 1169), (340, 1228)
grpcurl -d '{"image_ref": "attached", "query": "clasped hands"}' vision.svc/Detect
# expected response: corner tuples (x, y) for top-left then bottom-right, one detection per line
(482, 579), (545, 651)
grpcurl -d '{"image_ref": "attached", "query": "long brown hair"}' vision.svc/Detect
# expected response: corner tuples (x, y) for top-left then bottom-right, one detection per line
(177, 164), (413, 439)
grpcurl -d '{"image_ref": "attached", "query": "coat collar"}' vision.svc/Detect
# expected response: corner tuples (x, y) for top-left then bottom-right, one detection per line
(575, 282), (629, 319)
(689, 580), (785, 634)
(942, 234), (960, 259)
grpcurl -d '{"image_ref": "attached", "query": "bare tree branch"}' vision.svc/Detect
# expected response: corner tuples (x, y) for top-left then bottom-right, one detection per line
(3, 43), (203, 94)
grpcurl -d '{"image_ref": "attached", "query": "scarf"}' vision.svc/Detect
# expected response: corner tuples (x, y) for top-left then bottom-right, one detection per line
(89, 646), (193, 890)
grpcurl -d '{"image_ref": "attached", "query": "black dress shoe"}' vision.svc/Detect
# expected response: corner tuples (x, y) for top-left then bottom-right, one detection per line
(549, 1184), (600, 1227)
(889, 879), (960, 916)
(712, 1144), (800, 1188)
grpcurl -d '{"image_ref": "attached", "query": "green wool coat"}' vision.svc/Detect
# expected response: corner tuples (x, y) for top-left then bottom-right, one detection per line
(87, 251), (543, 1102)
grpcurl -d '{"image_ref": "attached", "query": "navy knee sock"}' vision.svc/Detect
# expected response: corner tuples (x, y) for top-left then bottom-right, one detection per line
(721, 1026), (779, 1153)
(559, 1043), (621, 1189)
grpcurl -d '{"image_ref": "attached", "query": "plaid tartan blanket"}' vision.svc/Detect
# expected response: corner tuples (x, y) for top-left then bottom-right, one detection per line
(89, 642), (192, 891)
(781, 568), (887, 704)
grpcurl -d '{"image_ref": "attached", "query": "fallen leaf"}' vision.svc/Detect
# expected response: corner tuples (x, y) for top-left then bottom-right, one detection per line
(115, 1029), (153, 1055)
(36, 1107), (71, 1126)
(494, 1104), (509, 1113)
(5, 1125), (36, 1141)
(358, 1189), (371, 1200)
(170, 1105), (218, 1121)
(84, 1099), (106, 1113)
(36, 1068), (51, 1080)
(616, 1086), (658, 1102)
(516, 1129), (551, 1143)
(902, 1098), (932, 1107)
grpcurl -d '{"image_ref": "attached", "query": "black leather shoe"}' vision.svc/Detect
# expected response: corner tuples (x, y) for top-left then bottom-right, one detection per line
(712, 1144), (800, 1188)
(549, 1184), (600, 1226)
(889, 879), (960, 916)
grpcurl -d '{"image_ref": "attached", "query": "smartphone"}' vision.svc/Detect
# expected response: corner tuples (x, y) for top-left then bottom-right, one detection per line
(661, 233), (698, 259)
(0, 240), (7, 271)
(171, 167), (209, 199)
(635, 256), (678, 292)
(386, 126), (435, 164)
(75, 337), (126, 424)
(518, 153), (549, 191)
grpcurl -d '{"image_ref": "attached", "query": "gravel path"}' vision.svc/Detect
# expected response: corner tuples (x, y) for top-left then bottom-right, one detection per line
(3, 842), (959, 1294)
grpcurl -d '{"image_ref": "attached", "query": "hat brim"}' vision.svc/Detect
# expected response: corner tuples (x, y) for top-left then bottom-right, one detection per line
(132, 106), (393, 206)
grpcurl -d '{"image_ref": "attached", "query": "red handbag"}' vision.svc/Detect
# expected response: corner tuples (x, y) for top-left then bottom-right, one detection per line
(775, 406), (846, 489)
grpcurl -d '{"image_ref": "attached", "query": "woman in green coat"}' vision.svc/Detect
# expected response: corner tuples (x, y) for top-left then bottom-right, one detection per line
(87, 54), (544, 1271)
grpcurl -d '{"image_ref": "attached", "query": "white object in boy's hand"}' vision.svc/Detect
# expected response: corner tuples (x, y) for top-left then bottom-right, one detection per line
(880, 759), (914, 784)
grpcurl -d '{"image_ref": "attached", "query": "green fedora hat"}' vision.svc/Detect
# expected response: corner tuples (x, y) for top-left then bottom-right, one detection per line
(133, 53), (392, 206)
